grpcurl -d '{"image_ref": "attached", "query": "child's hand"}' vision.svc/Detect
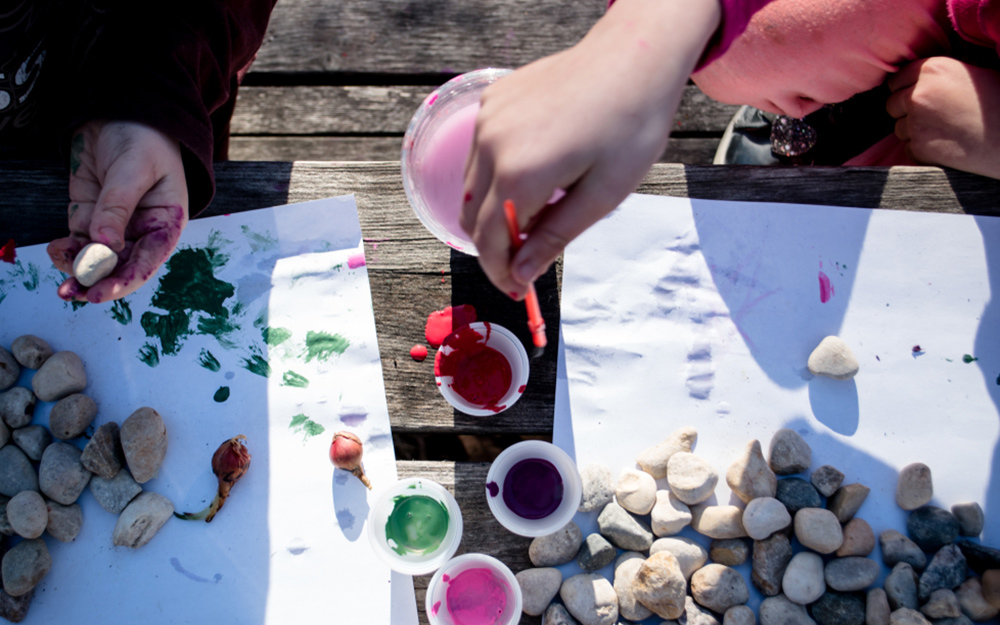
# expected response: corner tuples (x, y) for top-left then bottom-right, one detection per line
(47, 121), (189, 304)
(460, 0), (721, 299)
(887, 57), (1000, 179)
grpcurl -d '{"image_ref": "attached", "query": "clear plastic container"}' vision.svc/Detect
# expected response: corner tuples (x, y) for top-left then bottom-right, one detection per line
(367, 477), (464, 576)
(425, 553), (523, 625)
(434, 322), (529, 417)
(401, 68), (513, 255)
(485, 440), (583, 537)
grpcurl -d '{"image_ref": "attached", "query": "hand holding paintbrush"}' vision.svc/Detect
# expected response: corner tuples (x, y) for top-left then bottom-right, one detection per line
(503, 200), (547, 357)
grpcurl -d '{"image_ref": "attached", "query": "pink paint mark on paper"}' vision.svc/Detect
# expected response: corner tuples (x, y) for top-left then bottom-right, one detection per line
(818, 271), (834, 303)
(348, 253), (366, 269)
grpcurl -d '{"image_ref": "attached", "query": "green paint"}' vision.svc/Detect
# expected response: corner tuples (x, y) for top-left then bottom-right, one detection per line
(241, 226), (278, 252)
(9, 261), (40, 291)
(289, 413), (325, 441)
(263, 326), (292, 347)
(109, 299), (132, 325)
(303, 331), (350, 362)
(282, 370), (309, 388)
(199, 349), (221, 372)
(141, 310), (191, 355)
(253, 309), (268, 329)
(139, 343), (160, 367)
(197, 314), (240, 349)
(214, 386), (230, 402)
(70, 203), (79, 216)
(69, 133), (84, 174)
(963, 354), (978, 363)
(384, 495), (449, 555)
(242, 345), (271, 378)
(70, 300), (87, 311)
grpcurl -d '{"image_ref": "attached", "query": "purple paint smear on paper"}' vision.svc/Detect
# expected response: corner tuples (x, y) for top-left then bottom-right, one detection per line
(818, 271), (834, 303)
(170, 557), (222, 583)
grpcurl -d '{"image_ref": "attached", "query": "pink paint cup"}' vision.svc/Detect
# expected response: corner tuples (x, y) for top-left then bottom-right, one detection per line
(425, 553), (522, 625)
(401, 68), (513, 255)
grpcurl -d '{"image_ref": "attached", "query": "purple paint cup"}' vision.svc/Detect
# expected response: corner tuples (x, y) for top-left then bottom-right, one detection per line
(424, 553), (522, 625)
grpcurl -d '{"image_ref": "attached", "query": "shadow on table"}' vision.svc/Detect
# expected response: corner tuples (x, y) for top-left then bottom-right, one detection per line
(206, 161), (294, 217)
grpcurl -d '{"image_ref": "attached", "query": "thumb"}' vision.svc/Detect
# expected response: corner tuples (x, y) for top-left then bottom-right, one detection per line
(88, 157), (157, 252)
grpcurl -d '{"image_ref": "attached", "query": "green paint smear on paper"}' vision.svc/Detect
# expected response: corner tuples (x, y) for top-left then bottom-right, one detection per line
(963, 354), (978, 363)
(253, 309), (268, 329)
(109, 299), (132, 325)
(263, 326), (292, 347)
(214, 386), (230, 402)
(289, 413), (325, 441)
(9, 261), (40, 291)
(197, 314), (241, 350)
(282, 370), (309, 388)
(384, 495), (449, 555)
(140, 309), (190, 356)
(303, 331), (350, 362)
(199, 349), (221, 372)
(242, 345), (271, 378)
(241, 226), (277, 253)
(139, 343), (160, 367)
(70, 300), (87, 311)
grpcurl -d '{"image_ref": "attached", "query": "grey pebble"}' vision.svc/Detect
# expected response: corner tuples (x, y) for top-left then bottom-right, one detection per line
(543, 603), (581, 625)
(0, 497), (12, 536)
(11, 425), (51, 462)
(89, 469), (142, 514)
(691, 563), (749, 613)
(10, 336), (52, 370)
(768, 429), (811, 476)
(0, 446), (38, 497)
(724, 605), (756, 625)
(5, 491), (46, 539)
(906, 506), (958, 553)
(530, 521), (583, 567)
(752, 533), (793, 597)
(918, 544), (966, 602)
(1, 539), (50, 597)
(120, 406), (168, 484)
(559, 572), (618, 625)
(827, 483), (869, 523)
(867, 588), (891, 625)
(810, 591), (866, 625)
(811, 465), (845, 498)
(577, 533), (616, 571)
(950, 502), (984, 537)
(711, 538), (750, 567)
(824, 557), (879, 592)
(956, 539), (1000, 575)
(31, 351), (86, 402)
(597, 501), (653, 551)
(45, 500), (83, 543)
(112, 491), (174, 548)
(578, 464), (615, 513)
(48, 393), (97, 440)
(888, 608), (931, 625)
(679, 595), (721, 625)
(885, 562), (919, 611)
(895, 463), (933, 511)
(0, 348), (19, 391)
(39, 442), (92, 505)
(919, 588), (961, 619)
(80, 422), (124, 479)
(880, 529), (927, 571)
(0, 387), (35, 430)
(515, 567), (562, 617)
(776, 477), (823, 514)
(759, 594), (816, 625)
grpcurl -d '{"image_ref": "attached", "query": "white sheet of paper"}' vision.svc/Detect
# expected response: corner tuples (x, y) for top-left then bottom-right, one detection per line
(554, 194), (1000, 608)
(0, 196), (417, 624)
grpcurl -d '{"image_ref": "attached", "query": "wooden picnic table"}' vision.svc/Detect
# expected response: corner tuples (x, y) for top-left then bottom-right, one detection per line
(7, 159), (1000, 624)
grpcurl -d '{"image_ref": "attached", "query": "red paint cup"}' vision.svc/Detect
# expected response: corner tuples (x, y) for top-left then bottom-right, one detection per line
(434, 322), (529, 417)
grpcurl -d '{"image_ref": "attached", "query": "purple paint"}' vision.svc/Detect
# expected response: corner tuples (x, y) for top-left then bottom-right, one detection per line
(445, 568), (508, 625)
(502, 458), (563, 520)
(818, 271), (834, 303)
(486, 481), (499, 497)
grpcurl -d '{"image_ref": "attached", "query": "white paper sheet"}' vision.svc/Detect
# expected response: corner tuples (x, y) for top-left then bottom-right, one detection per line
(555, 194), (1000, 612)
(0, 196), (417, 624)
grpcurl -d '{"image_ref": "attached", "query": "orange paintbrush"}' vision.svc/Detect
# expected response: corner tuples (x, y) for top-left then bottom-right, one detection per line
(503, 200), (547, 357)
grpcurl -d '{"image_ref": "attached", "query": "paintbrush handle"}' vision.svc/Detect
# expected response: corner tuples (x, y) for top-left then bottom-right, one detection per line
(503, 200), (547, 350)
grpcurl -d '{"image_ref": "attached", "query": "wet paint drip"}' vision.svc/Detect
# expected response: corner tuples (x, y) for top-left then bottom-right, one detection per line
(385, 494), (449, 556)
(486, 481), (499, 497)
(517, 385), (526, 394)
(445, 568), (508, 625)
(434, 324), (511, 412)
(502, 458), (563, 520)
(425, 305), (478, 348)
(963, 354), (978, 363)
(410, 345), (428, 362)
(348, 253), (367, 269)
(213, 386), (230, 402)
(818, 271), (834, 303)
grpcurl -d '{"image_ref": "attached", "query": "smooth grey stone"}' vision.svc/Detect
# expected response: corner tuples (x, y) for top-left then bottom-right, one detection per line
(759, 594), (816, 625)
(743, 497), (791, 540)
(1, 539), (50, 597)
(597, 501), (653, 551)
(836, 518), (875, 557)
(825, 557), (880, 592)
(950, 503), (984, 537)
(515, 567), (562, 617)
(48, 393), (97, 440)
(544, 603), (581, 625)
(776, 477), (823, 514)
(0, 585), (33, 623)
(120, 407), (167, 484)
(0, 348), (19, 391)
(907, 507), (959, 553)
(888, 608), (931, 625)
(0, 388), (35, 430)
(89, 469), (142, 514)
(768, 428), (811, 475)
(679, 595), (721, 625)
(920, 589), (961, 619)
(954, 576), (998, 621)
(827, 483), (870, 523)
(867, 588), (891, 625)
(885, 563), (919, 611)
(794, 508), (844, 554)
(530, 522), (584, 567)
(0, 446), (38, 497)
(691, 563), (749, 613)
(783, 552), (826, 605)
(577, 533), (616, 571)
(811, 465), (845, 498)
(711, 538), (750, 567)
(31, 351), (86, 402)
(810, 591), (866, 625)
(80, 422), (123, 479)
(956, 540), (1000, 575)
(45, 500), (83, 542)
(5, 491), (46, 539)
(752, 532), (793, 597)
(880, 530), (927, 571)
(918, 544), (966, 602)
(724, 605), (756, 625)
(112, 491), (174, 548)
(11, 426), (51, 462)
(38, 442), (91, 505)
(578, 464), (615, 513)
(10, 335), (52, 369)
(614, 552), (654, 622)
(896, 463), (933, 511)
(0, 497), (12, 536)
(560, 573), (618, 625)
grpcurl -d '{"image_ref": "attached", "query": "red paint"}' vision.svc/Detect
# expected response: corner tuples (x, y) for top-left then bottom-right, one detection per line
(517, 385), (526, 393)
(425, 304), (477, 348)
(410, 344), (428, 361)
(818, 271), (834, 303)
(464, 192), (472, 203)
(0, 239), (15, 264)
(434, 324), (511, 413)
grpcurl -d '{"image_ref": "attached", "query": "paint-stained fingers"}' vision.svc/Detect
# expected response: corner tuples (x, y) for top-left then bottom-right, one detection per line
(47, 236), (89, 274)
(126, 204), (188, 240)
(89, 157), (158, 252)
(56, 277), (88, 302)
(85, 223), (180, 304)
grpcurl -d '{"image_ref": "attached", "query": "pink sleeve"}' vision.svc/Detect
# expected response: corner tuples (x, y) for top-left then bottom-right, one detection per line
(948, 0), (1000, 53)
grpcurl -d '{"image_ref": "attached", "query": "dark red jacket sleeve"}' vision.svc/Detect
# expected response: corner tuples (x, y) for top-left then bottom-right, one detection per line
(66, 0), (277, 216)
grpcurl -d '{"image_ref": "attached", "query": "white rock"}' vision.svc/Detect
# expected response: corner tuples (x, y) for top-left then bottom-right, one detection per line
(634, 552), (687, 620)
(741, 497), (791, 540)
(651, 491), (692, 536)
(516, 567), (562, 617)
(579, 464), (615, 513)
(726, 440), (777, 504)
(666, 452), (718, 505)
(691, 563), (749, 613)
(896, 463), (933, 511)
(650, 536), (708, 580)
(636, 426), (697, 479)
(73, 242), (118, 287)
(793, 508), (843, 554)
(690, 505), (747, 539)
(112, 492), (174, 548)
(807, 336), (859, 380)
(560, 573), (619, 625)
(614, 552), (654, 622)
(616, 469), (657, 515)
(782, 552), (826, 605)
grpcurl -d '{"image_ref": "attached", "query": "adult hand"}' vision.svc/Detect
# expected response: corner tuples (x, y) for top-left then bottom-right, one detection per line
(887, 57), (1000, 179)
(47, 120), (189, 304)
(460, 0), (720, 299)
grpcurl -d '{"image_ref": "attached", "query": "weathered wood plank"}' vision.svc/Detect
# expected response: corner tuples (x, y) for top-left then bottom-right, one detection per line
(253, 0), (601, 75)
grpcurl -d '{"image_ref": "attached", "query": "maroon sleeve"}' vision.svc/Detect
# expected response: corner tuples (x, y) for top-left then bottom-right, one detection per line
(66, 0), (277, 216)
(948, 0), (1000, 53)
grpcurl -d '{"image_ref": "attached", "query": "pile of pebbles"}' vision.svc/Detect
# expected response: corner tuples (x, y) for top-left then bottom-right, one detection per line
(0, 336), (172, 622)
(513, 426), (1000, 625)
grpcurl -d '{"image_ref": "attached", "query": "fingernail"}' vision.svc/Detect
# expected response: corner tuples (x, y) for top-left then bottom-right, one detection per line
(99, 227), (122, 249)
(464, 192), (472, 203)
(513, 259), (539, 284)
(508, 290), (523, 301)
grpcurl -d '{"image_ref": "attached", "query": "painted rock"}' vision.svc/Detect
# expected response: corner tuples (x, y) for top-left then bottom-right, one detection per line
(112, 491), (174, 548)
(72, 242), (118, 287)
(1, 539), (50, 597)
(39, 442), (91, 505)
(9, 336), (52, 370)
(807, 336), (859, 379)
(45, 501), (83, 543)
(31, 351), (87, 402)
(120, 407), (167, 484)
(0, 388), (35, 430)
(48, 393), (97, 440)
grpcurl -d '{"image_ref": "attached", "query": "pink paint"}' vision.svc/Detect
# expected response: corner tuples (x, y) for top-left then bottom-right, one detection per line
(517, 385), (526, 393)
(445, 568), (508, 625)
(432, 601), (441, 616)
(410, 345), (428, 362)
(442, 574), (450, 582)
(425, 305), (478, 348)
(348, 253), (366, 269)
(818, 271), (834, 303)
(416, 102), (480, 243)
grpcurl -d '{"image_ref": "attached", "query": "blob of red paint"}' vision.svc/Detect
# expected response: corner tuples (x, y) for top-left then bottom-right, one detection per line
(434, 323), (511, 413)
(818, 271), (834, 303)
(0, 239), (15, 264)
(425, 304), (478, 348)
(410, 345), (428, 361)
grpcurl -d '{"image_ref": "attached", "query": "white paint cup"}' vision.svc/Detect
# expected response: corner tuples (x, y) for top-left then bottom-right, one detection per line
(424, 553), (522, 625)
(485, 440), (583, 537)
(434, 322), (530, 417)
